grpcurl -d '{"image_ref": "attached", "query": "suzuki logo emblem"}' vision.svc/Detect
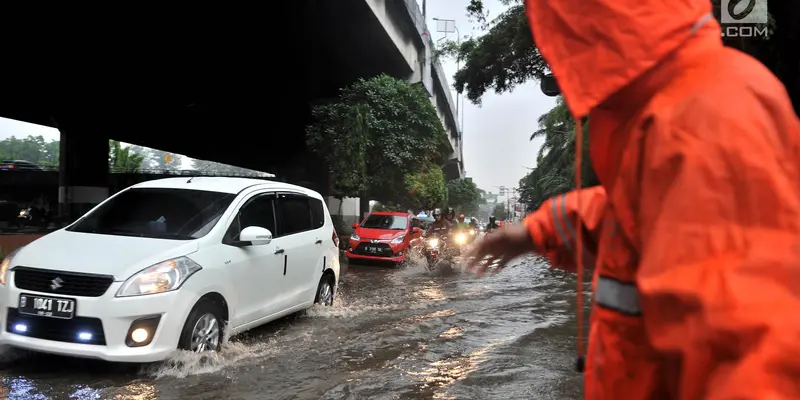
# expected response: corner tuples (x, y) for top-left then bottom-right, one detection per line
(50, 277), (64, 290)
(370, 239), (379, 244)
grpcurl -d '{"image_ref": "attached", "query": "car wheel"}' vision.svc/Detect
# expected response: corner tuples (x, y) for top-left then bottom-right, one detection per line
(314, 274), (335, 306)
(178, 300), (225, 353)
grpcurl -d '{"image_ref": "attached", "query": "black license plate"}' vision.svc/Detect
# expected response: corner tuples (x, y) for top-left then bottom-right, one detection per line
(18, 294), (76, 319)
(366, 247), (378, 253)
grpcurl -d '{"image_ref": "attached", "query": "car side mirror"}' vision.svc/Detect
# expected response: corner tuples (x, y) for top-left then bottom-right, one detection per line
(412, 227), (421, 234)
(352, 223), (359, 230)
(541, 73), (561, 97)
(236, 226), (272, 246)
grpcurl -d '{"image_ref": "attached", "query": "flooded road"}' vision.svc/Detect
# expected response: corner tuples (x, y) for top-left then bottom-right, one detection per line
(0, 256), (587, 400)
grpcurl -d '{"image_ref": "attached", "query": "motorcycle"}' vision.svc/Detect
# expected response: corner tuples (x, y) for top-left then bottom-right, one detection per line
(17, 205), (50, 229)
(423, 234), (446, 269)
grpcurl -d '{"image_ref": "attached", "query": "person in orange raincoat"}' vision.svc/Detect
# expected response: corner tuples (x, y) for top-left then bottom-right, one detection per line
(465, 0), (800, 398)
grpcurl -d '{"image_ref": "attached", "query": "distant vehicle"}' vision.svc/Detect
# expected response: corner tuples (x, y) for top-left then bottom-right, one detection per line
(0, 177), (341, 362)
(346, 211), (423, 265)
(0, 160), (44, 171)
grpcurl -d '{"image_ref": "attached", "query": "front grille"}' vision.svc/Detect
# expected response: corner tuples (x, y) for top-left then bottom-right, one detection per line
(6, 308), (107, 345)
(13, 267), (114, 297)
(354, 242), (394, 257)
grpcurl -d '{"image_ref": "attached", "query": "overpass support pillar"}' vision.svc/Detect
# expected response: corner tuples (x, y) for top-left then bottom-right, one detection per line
(58, 130), (109, 222)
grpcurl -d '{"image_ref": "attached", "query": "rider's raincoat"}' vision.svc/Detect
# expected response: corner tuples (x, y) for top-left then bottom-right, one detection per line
(522, 0), (800, 397)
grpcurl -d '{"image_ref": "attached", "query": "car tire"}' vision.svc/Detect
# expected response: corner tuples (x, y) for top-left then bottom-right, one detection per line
(314, 274), (335, 306)
(178, 299), (225, 353)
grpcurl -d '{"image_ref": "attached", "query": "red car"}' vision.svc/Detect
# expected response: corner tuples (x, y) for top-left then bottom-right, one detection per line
(345, 212), (423, 264)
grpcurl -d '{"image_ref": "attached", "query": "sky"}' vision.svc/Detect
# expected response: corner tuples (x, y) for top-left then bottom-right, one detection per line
(422, 0), (554, 194)
(0, 0), (552, 194)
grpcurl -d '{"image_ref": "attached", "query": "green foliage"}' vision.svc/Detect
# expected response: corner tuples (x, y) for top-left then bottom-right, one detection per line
(306, 102), (369, 197)
(403, 166), (447, 210)
(448, 1), (796, 112)
(306, 74), (453, 206)
(446, 178), (485, 216)
(492, 202), (507, 220)
(0, 135), (59, 165)
(518, 97), (598, 211)
(437, 0), (546, 105)
(128, 145), (182, 171)
(108, 140), (145, 173)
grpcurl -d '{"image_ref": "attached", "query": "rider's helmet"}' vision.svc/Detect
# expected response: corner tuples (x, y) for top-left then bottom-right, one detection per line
(432, 208), (443, 220)
(489, 215), (496, 223)
(446, 207), (456, 219)
(458, 214), (465, 222)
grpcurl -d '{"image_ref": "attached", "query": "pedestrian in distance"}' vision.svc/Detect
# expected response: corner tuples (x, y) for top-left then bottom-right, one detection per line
(465, 0), (800, 398)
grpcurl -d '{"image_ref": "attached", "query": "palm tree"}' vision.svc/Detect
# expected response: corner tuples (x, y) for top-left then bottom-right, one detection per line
(519, 97), (597, 211)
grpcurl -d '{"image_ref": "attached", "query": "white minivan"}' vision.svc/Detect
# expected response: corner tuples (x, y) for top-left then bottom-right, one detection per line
(0, 177), (340, 362)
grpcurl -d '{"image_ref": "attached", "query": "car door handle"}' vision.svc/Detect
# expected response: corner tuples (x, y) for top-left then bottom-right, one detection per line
(315, 239), (323, 244)
(274, 248), (284, 255)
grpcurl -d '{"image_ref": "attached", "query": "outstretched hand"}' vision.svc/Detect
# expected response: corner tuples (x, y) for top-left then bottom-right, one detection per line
(464, 223), (536, 277)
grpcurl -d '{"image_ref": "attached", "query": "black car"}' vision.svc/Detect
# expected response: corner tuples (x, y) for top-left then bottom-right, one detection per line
(0, 160), (44, 171)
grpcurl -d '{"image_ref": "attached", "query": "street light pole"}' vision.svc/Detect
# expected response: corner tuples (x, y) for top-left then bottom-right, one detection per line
(432, 17), (464, 134)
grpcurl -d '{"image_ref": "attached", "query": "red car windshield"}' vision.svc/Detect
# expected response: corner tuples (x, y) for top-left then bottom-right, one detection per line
(360, 215), (408, 230)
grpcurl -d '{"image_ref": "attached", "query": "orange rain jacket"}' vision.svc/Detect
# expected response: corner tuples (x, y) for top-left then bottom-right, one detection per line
(522, 0), (800, 398)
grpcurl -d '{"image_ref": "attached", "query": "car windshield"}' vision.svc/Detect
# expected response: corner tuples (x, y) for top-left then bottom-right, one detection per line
(67, 188), (235, 240)
(360, 215), (408, 230)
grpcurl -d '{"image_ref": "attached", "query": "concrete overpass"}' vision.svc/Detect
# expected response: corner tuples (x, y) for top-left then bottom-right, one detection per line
(0, 1), (463, 220)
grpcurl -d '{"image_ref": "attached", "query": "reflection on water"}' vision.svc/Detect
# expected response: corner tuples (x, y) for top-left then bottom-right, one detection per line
(0, 256), (583, 399)
(407, 343), (497, 399)
(112, 382), (158, 400)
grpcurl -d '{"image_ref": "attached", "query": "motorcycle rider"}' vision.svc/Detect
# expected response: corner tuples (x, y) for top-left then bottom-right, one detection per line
(469, 217), (479, 230)
(456, 214), (470, 230)
(485, 216), (499, 233)
(444, 207), (457, 228)
(428, 208), (450, 235)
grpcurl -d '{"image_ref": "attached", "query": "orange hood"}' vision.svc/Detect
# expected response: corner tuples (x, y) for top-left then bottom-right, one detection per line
(524, 0), (713, 118)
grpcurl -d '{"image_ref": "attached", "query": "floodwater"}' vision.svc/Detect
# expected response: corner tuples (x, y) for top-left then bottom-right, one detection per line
(0, 255), (588, 400)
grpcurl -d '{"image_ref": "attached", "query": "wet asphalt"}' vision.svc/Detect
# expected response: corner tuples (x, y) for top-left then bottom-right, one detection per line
(0, 255), (588, 400)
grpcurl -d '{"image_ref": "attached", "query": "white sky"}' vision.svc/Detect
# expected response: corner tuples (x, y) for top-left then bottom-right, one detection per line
(423, 0), (553, 194)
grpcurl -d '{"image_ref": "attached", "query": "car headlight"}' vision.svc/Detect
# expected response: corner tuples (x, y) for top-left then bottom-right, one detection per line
(426, 238), (439, 248)
(455, 233), (467, 244)
(390, 235), (405, 245)
(116, 257), (202, 297)
(350, 233), (360, 241)
(0, 247), (23, 286)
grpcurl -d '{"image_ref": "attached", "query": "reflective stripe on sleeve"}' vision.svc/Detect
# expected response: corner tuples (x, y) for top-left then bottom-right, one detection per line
(595, 275), (642, 316)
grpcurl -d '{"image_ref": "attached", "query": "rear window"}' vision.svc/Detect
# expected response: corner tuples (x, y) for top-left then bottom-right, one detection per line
(309, 197), (326, 229)
(360, 215), (408, 230)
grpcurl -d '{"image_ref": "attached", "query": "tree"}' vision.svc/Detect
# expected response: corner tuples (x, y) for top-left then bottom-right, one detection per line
(492, 202), (507, 220)
(446, 178), (485, 216)
(108, 140), (145, 172)
(444, 0), (798, 112)
(403, 166), (448, 211)
(518, 97), (598, 211)
(128, 145), (182, 171)
(306, 74), (453, 208)
(0, 135), (59, 165)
